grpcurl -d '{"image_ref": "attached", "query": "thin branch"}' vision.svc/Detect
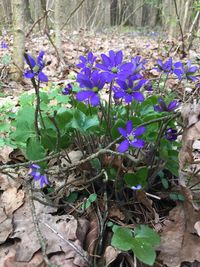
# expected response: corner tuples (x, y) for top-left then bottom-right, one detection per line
(41, 221), (91, 266)
(173, 0), (186, 56)
(61, 0), (86, 30)
(26, 10), (52, 38)
(28, 182), (58, 267)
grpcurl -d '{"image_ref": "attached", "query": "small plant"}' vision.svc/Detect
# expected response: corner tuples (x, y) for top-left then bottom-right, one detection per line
(111, 225), (161, 265)
(1, 49), (199, 265)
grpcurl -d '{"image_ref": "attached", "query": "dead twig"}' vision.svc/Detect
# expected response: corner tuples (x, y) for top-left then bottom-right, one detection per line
(173, 0), (186, 57)
(28, 181), (58, 267)
(42, 221), (91, 266)
(61, 0), (86, 31)
(26, 10), (52, 38)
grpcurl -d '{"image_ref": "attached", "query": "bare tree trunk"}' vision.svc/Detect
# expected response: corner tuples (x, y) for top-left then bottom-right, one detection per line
(12, 0), (25, 81)
(2, 0), (12, 26)
(54, 0), (62, 50)
(24, 0), (33, 23)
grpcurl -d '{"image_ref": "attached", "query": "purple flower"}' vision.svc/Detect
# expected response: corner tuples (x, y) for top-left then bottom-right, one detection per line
(39, 174), (49, 188)
(76, 52), (96, 73)
(1, 42), (8, 49)
(29, 164), (49, 188)
(118, 121), (146, 153)
(62, 83), (72, 95)
(131, 56), (147, 74)
(96, 50), (132, 82)
(155, 58), (183, 80)
(154, 98), (179, 112)
(24, 51), (48, 82)
(76, 70), (105, 106)
(113, 78), (146, 103)
(164, 128), (177, 141)
(183, 61), (198, 81)
(131, 184), (142, 190)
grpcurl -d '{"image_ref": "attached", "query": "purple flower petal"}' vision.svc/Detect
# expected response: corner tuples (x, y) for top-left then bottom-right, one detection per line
(116, 80), (127, 90)
(101, 72), (115, 83)
(90, 93), (100, 106)
(118, 140), (129, 153)
(167, 100), (178, 111)
(38, 71), (48, 82)
(131, 139), (145, 148)
(189, 66), (198, 73)
(114, 91), (125, 99)
(132, 92), (144, 102)
(173, 69), (183, 80)
(109, 50), (115, 66)
(154, 105), (163, 112)
(124, 94), (133, 103)
(31, 164), (41, 169)
(96, 63), (109, 71)
(134, 126), (146, 137)
(101, 54), (110, 67)
(37, 51), (45, 68)
(118, 127), (127, 138)
(40, 175), (49, 188)
(25, 54), (36, 68)
(126, 121), (133, 134)
(76, 90), (94, 101)
(115, 50), (123, 65)
(24, 70), (35, 79)
(174, 62), (183, 68)
(79, 55), (87, 63)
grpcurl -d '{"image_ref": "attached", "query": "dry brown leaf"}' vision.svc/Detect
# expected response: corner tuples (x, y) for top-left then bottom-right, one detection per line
(0, 173), (21, 191)
(1, 187), (25, 216)
(108, 205), (125, 221)
(10, 197), (89, 266)
(0, 244), (44, 267)
(104, 246), (121, 267)
(61, 150), (83, 168)
(179, 103), (200, 169)
(0, 217), (12, 245)
(0, 146), (13, 164)
(158, 204), (200, 267)
(136, 190), (159, 220)
(194, 221), (200, 236)
(85, 207), (100, 255)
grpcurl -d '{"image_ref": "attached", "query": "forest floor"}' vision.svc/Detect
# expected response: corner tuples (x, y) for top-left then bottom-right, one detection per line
(0, 29), (200, 267)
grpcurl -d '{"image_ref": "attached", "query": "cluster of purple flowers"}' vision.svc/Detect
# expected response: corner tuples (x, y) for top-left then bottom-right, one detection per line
(0, 41), (8, 49)
(155, 57), (198, 81)
(30, 164), (49, 188)
(75, 50), (148, 107)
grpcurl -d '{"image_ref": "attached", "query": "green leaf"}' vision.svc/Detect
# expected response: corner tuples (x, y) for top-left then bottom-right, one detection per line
(134, 225), (160, 246)
(161, 178), (169, 189)
(26, 136), (46, 160)
(12, 107), (35, 143)
(169, 192), (178, 201)
(131, 238), (156, 266)
(177, 194), (185, 201)
(90, 158), (101, 172)
(124, 167), (148, 188)
(88, 193), (97, 202)
(70, 109), (99, 133)
(0, 122), (10, 132)
(111, 119), (125, 139)
(65, 192), (78, 203)
(55, 110), (73, 131)
(111, 227), (133, 251)
(166, 159), (178, 177)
